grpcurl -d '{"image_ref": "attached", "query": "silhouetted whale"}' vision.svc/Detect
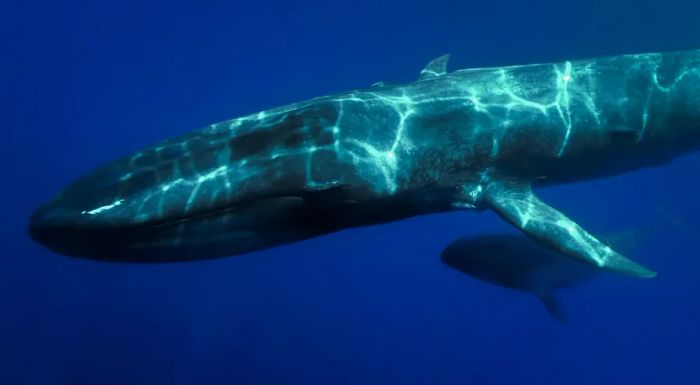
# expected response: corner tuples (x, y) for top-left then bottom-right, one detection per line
(29, 49), (700, 277)
(441, 234), (600, 321)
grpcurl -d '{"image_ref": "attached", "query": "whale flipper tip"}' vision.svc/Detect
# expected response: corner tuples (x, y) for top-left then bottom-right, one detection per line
(483, 181), (656, 279)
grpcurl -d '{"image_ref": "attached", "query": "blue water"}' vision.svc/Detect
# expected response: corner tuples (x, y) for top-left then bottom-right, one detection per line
(3, 1), (700, 384)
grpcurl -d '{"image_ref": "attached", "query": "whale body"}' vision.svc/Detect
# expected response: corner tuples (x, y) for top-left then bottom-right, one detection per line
(441, 234), (600, 321)
(29, 49), (700, 277)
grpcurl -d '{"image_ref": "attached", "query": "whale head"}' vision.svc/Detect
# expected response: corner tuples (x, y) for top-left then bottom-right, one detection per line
(28, 99), (380, 261)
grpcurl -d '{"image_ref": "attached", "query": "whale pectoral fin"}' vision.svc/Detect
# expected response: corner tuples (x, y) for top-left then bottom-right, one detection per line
(484, 181), (657, 278)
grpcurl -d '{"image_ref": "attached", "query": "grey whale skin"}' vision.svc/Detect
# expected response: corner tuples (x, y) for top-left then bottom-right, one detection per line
(30, 49), (700, 276)
(441, 234), (599, 321)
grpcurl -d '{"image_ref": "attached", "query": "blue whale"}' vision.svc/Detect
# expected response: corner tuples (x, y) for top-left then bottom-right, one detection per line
(30, 49), (700, 277)
(441, 234), (600, 321)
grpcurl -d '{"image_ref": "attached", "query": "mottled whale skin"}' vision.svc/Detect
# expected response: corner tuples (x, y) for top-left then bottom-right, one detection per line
(30, 49), (700, 275)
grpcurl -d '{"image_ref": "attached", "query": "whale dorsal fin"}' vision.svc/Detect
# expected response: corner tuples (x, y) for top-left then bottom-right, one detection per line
(419, 54), (451, 80)
(481, 181), (657, 278)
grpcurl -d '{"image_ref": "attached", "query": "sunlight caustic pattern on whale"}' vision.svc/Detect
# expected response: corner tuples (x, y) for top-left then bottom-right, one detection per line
(30, 49), (700, 272)
(113, 51), (698, 226)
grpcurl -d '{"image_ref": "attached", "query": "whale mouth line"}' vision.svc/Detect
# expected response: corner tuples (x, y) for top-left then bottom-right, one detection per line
(29, 195), (311, 263)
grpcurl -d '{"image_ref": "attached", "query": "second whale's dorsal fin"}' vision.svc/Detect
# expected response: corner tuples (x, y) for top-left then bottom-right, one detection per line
(419, 54), (451, 80)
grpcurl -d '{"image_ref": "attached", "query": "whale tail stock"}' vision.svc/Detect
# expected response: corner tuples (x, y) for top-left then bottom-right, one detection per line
(481, 181), (657, 278)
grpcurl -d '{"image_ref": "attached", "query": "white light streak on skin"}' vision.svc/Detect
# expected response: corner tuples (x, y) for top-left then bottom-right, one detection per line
(556, 61), (573, 157)
(639, 90), (653, 142)
(650, 66), (700, 93)
(346, 139), (398, 193)
(390, 107), (415, 154)
(583, 94), (601, 126)
(499, 73), (550, 114)
(305, 146), (317, 186)
(185, 183), (201, 212)
(490, 136), (500, 159)
(119, 172), (133, 182)
(81, 199), (124, 215)
(334, 102), (344, 152)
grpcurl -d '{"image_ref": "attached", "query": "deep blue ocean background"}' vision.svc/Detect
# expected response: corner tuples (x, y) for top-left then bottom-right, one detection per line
(3, 1), (700, 384)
